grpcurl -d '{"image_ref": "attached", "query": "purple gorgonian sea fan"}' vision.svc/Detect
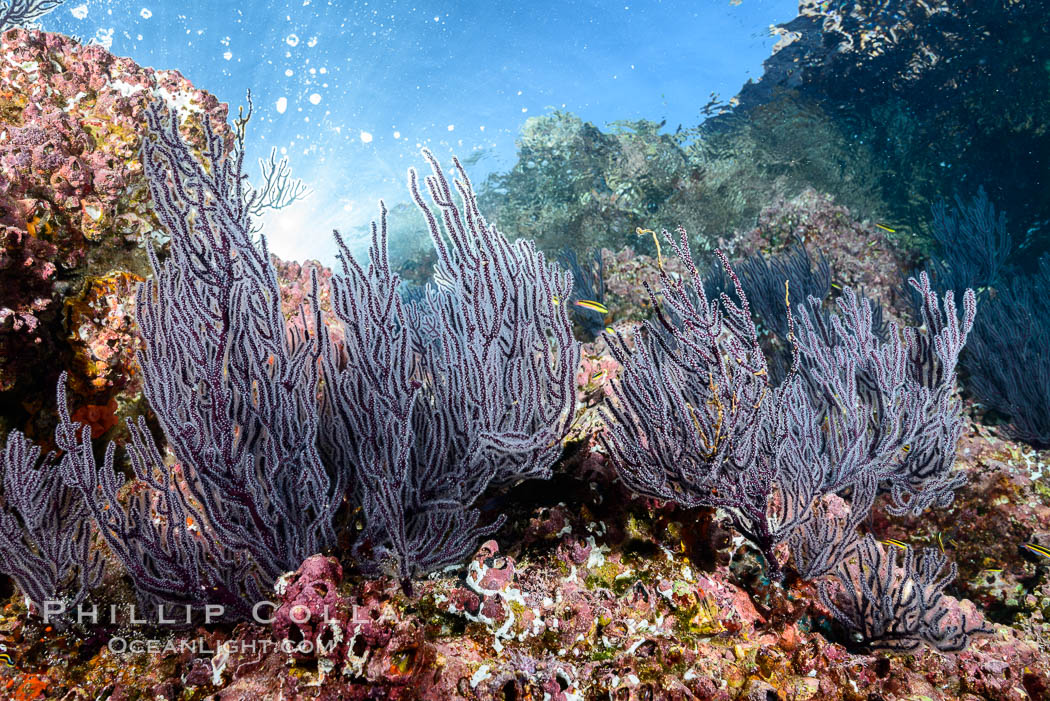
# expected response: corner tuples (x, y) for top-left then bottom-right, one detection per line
(598, 228), (813, 579)
(818, 534), (993, 652)
(0, 0), (63, 30)
(0, 388), (103, 616)
(600, 227), (982, 650)
(318, 149), (579, 590)
(791, 270), (976, 518)
(56, 96), (337, 619)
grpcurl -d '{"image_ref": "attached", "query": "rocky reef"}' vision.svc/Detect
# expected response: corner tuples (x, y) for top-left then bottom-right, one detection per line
(1, 414), (1047, 699)
(0, 27), (230, 441)
(721, 0), (1050, 259)
(3, 177), (1049, 698)
(1, 24), (1050, 701)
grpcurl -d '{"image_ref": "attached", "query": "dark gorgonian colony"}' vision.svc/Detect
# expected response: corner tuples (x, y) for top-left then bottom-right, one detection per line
(319, 150), (577, 591)
(913, 187), (1050, 448)
(0, 0), (64, 31)
(0, 99), (578, 615)
(601, 229), (987, 651)
(0, 101), (987, 650)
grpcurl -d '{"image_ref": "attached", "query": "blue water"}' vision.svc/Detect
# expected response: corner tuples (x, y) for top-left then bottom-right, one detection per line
(41, 0), (797, 263)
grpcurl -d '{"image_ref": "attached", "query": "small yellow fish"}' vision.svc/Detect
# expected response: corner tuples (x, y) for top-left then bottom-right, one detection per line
(0, 652), (13, 667)
(605, 326), (615, 334)
(881, 538), (909, 550)
(982, 568), (1003, 574)
(574, 299), (609, 315)
(553, 295), (560, 306)
(591, 370), (607, 382)
(875, 223), (896, 233)
(901, 444), (911, 453)
(1022, 543), (1050, 559)
(830, 282), (842, 290)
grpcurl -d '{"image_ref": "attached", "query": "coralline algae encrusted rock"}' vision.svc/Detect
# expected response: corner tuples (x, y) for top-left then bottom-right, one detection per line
(732, 187), (908, 313)
(272, 555), (352, 675)
(0, 204), (57, 393)
(0, 28), (230, 430)
(271, 254), (345, 347)
(2, 470), (1049, 698)
(268, 555), (435, 690)
(63, 270), (143, 405)
(600, 244), (688, 323)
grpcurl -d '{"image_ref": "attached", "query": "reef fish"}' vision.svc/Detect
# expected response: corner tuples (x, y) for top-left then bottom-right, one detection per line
(1021, 543), (1050, 559)
(574, 299), (609, 315)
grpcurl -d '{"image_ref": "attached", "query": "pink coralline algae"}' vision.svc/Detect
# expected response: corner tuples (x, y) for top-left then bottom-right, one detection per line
(63, 271), (143, 404)
(733, 187), (908, 312)
(0, 193), (58, 393)
(272, 254), (344, 346)
(265, 555), (436, 692)
(576, 342), (620, 404)
(600, 245), (688, 322)
(272, 555), (352, 673)
(0, 27), (230, 420)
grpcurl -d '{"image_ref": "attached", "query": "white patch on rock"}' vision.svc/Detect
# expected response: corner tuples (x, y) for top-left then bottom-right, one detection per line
(273, 571), (294, 596)
(470, 664), (491, 688)
(585, 536), (609, 569)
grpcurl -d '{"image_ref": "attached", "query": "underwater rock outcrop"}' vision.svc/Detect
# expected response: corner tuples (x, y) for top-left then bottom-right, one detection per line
(0, 28), (230, 440)
(723, 0), (1050, 255)
(477, 112), (723, 257)
(1, 21), (1050, 701)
